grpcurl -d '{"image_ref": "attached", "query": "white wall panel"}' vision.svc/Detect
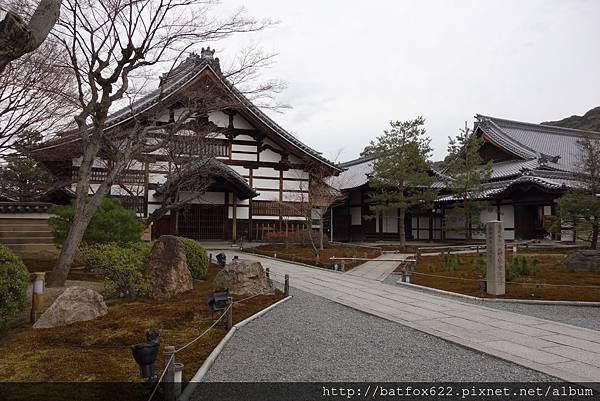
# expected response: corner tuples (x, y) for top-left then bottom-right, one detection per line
(255, 191), (278, 201)
(254, 167), (279, 178)
(382, 209), (398, 233)
(208, 111), (229, 127)
(259, 148), (280, 162)
(283, 169), (309, 180)
(283, 180), (304, 191)
(253, 178), (279, 189)
(233, 114), (253, 129)
(232, 144), (257, 153)
(232, 152), (257, 162)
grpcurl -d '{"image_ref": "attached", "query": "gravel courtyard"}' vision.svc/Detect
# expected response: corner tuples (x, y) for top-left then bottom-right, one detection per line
(201, 288), (554, 383)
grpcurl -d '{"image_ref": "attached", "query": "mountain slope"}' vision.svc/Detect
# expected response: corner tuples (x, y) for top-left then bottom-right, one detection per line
(543, 106), (600, 132)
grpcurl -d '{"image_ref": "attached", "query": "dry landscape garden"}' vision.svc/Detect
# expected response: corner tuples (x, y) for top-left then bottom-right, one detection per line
(1, 0), (600, 399)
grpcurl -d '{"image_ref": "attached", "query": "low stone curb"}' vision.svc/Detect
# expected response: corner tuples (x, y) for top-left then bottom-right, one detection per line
(238, 251), (347, 273)
(396, 279), (600, 307)
(178, 295), (293, 401)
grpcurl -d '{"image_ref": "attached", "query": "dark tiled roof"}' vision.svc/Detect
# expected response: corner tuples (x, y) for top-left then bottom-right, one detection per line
(32, 51), (341, 171)
(475, 114), (600, 172)
(154, 158), (257, 200)
(107, 53), (339, 170)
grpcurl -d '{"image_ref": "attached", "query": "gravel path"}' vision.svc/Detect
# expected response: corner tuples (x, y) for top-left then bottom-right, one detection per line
(382, 276), (600, 331)
(201, 288), (554, 383)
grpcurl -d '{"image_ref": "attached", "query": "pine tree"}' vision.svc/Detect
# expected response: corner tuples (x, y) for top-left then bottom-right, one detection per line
(442, 127), (492, 240)
(0, 153), (52, 201)
(368, 117), (437, 247)
(555, 135), (600, 249)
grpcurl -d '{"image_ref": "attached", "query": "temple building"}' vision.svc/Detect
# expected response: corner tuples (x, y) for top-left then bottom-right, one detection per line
(24, 49), (341, 242)
(330, 115), (593, 242)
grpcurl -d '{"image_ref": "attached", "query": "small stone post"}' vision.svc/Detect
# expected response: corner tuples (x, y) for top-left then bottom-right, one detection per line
(30, 272), (45, 323)
(486, 220), (505, 295)
(284, 274), (289, 297)
(226, 297), (233, 330)
(163, 345), (176, 401)
(265, 268), (270, 279)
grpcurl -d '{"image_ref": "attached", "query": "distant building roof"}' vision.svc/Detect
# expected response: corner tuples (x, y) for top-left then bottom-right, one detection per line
(475, 114), (600, 173)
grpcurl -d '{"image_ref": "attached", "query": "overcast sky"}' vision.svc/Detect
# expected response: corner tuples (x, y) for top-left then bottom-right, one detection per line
(215, 0), (600, 162)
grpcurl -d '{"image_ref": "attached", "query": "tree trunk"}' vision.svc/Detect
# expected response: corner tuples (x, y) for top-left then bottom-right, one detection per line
(319, 207), (324, 251)
(0, 0), (62, 73)
(592, 217), (599, 250)
(398, 207), (406, 248)
(464, 199), (472, 241)
(46, 202), (96, 287)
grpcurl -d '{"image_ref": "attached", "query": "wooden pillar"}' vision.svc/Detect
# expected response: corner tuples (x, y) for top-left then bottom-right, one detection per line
(224, 190), (229, 240)
(428, 214), (433, 242)
(248, 169), (254, 241)
(232, 193), (237, 242)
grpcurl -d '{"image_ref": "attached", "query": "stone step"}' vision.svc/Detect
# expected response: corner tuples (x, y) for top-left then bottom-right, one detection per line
(0, 230), (53, 238)
(4, 243), (58, 253)
(0, 237), (54, 244)
(0, 224), (52, 232)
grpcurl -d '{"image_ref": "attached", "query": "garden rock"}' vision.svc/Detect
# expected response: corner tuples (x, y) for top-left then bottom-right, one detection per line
(146, 235), (193, 299)
(33, 286), (108, 329)
(213, 259), (272, 295)
(561, 250), (600, 272)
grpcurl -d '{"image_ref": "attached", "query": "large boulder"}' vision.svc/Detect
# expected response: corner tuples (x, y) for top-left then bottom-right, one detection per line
(33, 286), (108, 329)
(213, 259), (273, 295)
(146, 235), (193, 299)
(561, 250), (600, 272)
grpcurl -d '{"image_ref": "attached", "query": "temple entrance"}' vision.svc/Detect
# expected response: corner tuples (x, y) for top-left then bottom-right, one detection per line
(178, 204), (226, 240)
(514, 204), (544, 240)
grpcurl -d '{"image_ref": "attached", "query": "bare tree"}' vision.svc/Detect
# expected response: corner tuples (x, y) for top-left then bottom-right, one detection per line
(0, 0), (61, 73)
(0, 38), (73, 155)
(42, 0), (277, 286)
(280, 164), (340, 261)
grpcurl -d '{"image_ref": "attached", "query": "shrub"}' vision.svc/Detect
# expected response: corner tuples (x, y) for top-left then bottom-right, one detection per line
(49, 198), (145, 245)
(441, 251), (459, 272)
(177, 237), (209, 280)
(472, 254), (486, 275)
(506, 256), (539, 282)
(0, 244), (29, 333)
(343, 247), (358, 258)
(79, 242), (152, 299)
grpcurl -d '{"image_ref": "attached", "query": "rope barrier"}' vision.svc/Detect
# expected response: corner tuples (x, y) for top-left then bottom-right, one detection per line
(407, 271), (600, 289)
(175, 305), (231, 354)
(232, 290), (275, 304)
(147, 353), (174, 401)
(409, 271), (485, 282)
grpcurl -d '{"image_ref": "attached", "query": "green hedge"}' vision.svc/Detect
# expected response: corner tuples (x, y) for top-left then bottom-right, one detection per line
(177, 237), (209, 280)
(79, 242), (152, 299)
(0, 244), (29, 333)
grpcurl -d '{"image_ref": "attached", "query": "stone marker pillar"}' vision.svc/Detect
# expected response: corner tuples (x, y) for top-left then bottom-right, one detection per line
(486, 220), (505, 295)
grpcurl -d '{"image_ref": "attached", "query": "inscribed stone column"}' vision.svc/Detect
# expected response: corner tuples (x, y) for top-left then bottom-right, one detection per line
(486, 220), (505, 295)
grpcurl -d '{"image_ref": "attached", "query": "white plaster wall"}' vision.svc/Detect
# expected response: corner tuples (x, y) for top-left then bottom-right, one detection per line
(232, 144), (257, 153)
(255, 191), (278, 201)
(284, 169), (309, 180)
(235, 134), (255, 141)
(254, 167), (279, 178)
(283, 191), (307, 202)
(259, 148), (280, 162)
(253, 178), (279, 189)
(208, 111), (229, 128)
(228, 206), (250, 219)
(283, 180), (304, 191)
(233, 114), (253, 130)
(233, 152), (257, 162)
(110, 185), (144, 196)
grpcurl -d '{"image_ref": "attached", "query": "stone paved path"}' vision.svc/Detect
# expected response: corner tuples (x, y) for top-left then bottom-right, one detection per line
(345, 253), (409, 281)
(226, 251), (600, 382)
